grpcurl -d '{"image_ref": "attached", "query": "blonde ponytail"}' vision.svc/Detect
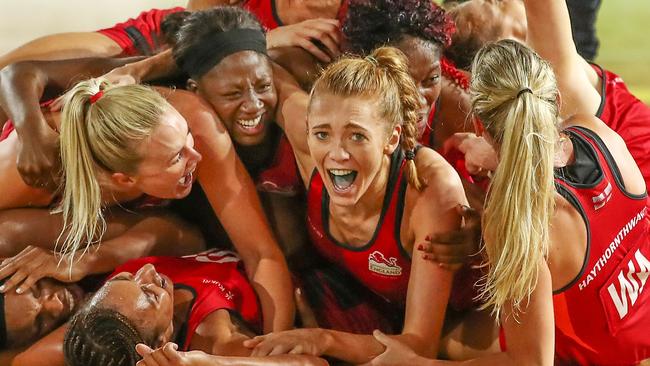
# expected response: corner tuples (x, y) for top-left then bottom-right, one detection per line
(311, 46), (425, 190)
(470, 40), (560, 320)
(56, 79), (169, 264)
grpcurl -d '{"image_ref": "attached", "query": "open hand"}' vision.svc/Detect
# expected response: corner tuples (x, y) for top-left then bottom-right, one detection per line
(243, 328), (327, 357)
(0, 246), (85, 294)
(267, 19), (341, 63)
(417, 205), (482, 270)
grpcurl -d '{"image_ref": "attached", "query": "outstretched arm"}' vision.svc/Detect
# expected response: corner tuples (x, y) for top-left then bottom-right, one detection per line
(523, 0), (601, 117)
(168, 90), (294, 333)
(0, 57), (140, 189)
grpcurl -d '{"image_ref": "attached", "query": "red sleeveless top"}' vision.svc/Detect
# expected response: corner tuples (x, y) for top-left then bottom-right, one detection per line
(111, 249), (262, 350)
(306, 150), (478, 309)
(553, 126), (650, 365)
(306, 151), (410, 304)
(592, 64), (650, 203)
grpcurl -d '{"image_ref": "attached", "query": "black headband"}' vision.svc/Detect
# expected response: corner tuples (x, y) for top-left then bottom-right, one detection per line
(176, 28), (267, 78)
(0, 279), (7, 349)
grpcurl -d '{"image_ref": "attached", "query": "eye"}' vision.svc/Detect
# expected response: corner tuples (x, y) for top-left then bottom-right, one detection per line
(173, 151), (183, 164)
(351, 133), (367, 142)
(257, 83), (272, 93)
(223, 91), (242, 99)
(423, 74), (441, 87)
(314, 131), (328, 140)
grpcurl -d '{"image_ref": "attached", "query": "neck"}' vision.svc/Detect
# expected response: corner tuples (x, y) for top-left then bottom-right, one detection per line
(170, 288), (195, 341)
(330, 153), (392, 219)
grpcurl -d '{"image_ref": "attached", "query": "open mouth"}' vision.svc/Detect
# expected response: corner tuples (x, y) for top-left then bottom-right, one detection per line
(327, 169), (358, 192)
(178, 169), (195, 187)
(236, 115), (265, 134)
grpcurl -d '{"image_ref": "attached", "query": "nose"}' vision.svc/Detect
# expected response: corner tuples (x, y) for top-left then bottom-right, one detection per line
(185, 136), (202, 164)
(42, 293), (65, 318)
(241, 90), (264, 113)
(329, 141), (350, 162)
(416, 89), (429, 109)
(136, 264), (161, 284)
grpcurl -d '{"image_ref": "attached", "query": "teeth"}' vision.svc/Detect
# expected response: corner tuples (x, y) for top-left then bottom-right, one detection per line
(329, 169), (354, 176)
(237, 115), (262, 128)
(179, 171), (192, 185)
(328, 169), (357, 190)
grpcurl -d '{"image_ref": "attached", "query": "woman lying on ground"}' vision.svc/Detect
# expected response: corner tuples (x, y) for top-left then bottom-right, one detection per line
(2, 249), (325, 366)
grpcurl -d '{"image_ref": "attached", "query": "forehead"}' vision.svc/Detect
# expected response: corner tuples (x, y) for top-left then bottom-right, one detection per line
(395, 38), (441, 76)
(139, 108), (188, 159)
(201, 51), (272, 87)
(95, 280), (151, 314)
(309, 93), (384, 129)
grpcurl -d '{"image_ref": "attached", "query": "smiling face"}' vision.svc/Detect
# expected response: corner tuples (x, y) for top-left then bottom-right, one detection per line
(193, 51), (278, 147)
(125, 107), (202, 200)
(4, 279), (84, 347)
(307, 93), (400, 207)
(95, 264), (175, 346)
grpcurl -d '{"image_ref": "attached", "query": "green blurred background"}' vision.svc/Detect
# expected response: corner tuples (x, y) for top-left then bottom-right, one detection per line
(596, 0), (650, 104)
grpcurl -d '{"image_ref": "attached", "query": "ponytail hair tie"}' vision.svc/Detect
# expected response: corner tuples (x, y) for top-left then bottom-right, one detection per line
(89, 90), (104, 104)
(516, 87), (533, 98)
(405, 149), (416, 160)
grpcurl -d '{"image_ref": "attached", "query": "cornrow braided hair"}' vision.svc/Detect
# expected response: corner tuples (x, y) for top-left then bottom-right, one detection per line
(64, 307), (144, 366)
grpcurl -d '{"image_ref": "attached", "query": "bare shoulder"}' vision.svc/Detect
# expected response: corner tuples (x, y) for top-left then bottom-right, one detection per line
(154, 87), (227, 136)
(412, 147), (465, 204)
(563, 113), (625, 148)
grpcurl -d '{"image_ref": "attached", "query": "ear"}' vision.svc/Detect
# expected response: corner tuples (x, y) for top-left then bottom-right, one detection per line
(186, 79), (199, 93)
(110, 172), (137, 188)
(384, 124), (402, 155)
(472, 116), (486, 137)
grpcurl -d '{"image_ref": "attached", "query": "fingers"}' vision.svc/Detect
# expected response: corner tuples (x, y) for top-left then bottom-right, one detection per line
(243, 336), (264, 349)
(135, 343), (153, 357)
(295, 288), (318, 328)
(372, 330), (392, 346)
(135, 343), (180, 366)
(0, 269), (29, 294)
(297, 38), (333, 63)
(15, 273), (40, 295)
(458, 204), (482, 227)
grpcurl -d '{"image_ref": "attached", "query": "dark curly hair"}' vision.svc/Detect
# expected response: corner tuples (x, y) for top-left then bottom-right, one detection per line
(342, 0), (455, 55)
(64, 306), (154, 366)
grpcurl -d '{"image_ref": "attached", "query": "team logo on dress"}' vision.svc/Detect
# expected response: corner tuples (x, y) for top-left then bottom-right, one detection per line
(592, 181), (612, 210)
(368, 251), (402, 276)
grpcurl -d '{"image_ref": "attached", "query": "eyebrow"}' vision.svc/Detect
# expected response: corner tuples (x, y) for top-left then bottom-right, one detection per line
(311, 122), (372, 132)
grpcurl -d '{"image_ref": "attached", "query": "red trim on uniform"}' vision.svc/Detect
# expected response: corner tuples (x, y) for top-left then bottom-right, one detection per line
(97, 7), (184, 56)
